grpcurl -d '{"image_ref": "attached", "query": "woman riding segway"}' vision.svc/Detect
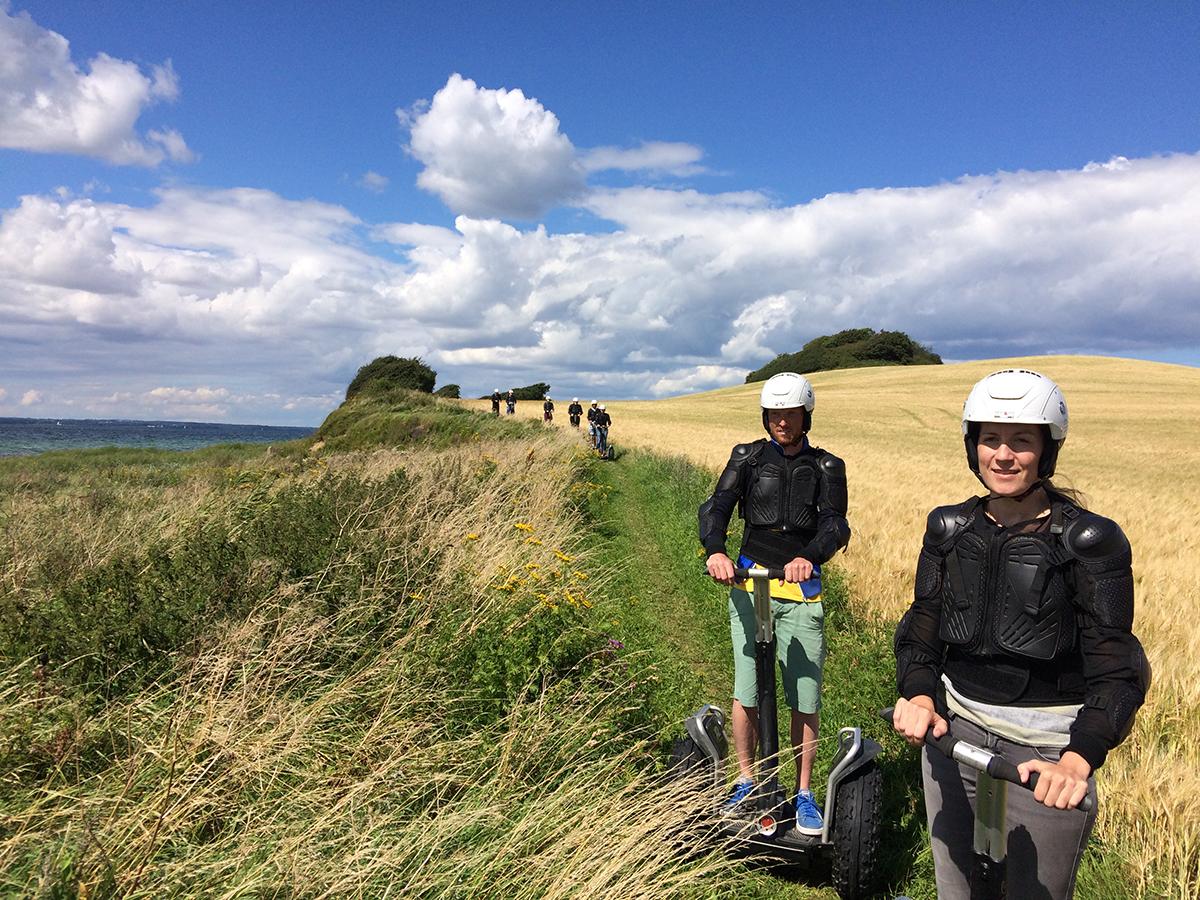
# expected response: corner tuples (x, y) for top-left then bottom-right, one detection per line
(892, 369), (1151, 899)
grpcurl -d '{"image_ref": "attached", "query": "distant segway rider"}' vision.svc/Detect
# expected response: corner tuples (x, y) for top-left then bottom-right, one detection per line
(699, 372), (850, 835)
(505, 390), (516, 415)
(587, 401), (600, 447)
(593, 403), (612, 454)
(892, 369), (1150, 900)
(568, 398), (583, 428)
(490, 389), (502, 417)
(543, 395), (555, 423)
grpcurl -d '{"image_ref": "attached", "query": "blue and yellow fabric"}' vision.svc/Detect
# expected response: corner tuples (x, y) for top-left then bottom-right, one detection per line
(733, 554), (822, 602)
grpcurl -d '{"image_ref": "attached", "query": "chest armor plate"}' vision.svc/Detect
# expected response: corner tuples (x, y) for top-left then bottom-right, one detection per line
(744, 456), (818, 530)
(938, 526), (1075, 661)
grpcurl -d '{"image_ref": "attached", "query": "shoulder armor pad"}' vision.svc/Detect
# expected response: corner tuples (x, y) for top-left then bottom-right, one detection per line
(925, 499), (976, 545)
(818, 452), (846, 477)
(1064, 513), (1130, 560)
(730, 439), (767, 463)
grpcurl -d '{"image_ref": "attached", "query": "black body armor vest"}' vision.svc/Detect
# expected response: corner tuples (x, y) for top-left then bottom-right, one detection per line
(740, 447), (821, 531)
(930, 498), (1086, 704)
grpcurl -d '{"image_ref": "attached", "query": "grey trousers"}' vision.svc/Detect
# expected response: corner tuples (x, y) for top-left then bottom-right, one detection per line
(921, 714), (1098, 900)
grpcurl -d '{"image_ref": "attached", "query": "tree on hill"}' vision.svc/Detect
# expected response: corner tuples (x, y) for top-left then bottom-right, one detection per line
(479, 382), (551, 401)
(511, 382), (550, 401)
(433, 384), (461, 398)
(745, 328), (942, 383)
(346, 356), (437, 399)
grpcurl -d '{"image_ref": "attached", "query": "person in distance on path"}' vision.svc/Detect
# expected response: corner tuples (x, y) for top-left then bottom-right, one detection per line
(543, 395), (555, 424)
(587, 400), (599, 447)
(699, 372), (851, 835)
(567, 397), (583, 428)
(892, 368), (1150, 899)
(490, 388), (501, 417)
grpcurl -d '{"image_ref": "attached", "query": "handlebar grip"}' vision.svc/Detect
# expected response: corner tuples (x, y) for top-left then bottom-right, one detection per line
(987, 758), (1095, 813)
(732, 567), (786, 580)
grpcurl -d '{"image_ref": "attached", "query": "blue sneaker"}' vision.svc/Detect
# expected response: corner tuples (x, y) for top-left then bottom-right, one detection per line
(723, 778), (754, 811)
(794, 789), (823, 835)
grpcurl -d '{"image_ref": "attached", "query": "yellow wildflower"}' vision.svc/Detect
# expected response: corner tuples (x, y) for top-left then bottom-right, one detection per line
(514, 522), (534, 532)
(465, 532), (480, 541)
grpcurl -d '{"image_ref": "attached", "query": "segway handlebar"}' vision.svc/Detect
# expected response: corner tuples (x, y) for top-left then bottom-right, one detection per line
(701, 564), (787, 580)
(733, 566), (785, 580)
(879, 707), (1094, 813)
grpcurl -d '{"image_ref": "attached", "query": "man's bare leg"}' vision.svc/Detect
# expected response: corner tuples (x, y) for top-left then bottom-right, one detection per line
(791, 709), (819, 791)
(731, 699), (759, 780)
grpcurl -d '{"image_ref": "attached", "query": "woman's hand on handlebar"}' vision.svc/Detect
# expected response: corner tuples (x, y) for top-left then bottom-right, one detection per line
(706, 552), (736, 585)
(892, 695), (949, 748)
(1019, 751), (1092, 810)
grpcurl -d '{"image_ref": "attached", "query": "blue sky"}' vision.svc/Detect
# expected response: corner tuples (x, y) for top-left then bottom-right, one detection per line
(1, 1), (1198, 424)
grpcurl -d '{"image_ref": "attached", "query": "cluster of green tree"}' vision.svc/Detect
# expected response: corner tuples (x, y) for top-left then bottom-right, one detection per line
(345, 355), (460, 399)
(344, 355), (549, 403)
(476, 382), (551, 401)
(745, 328), (942, 383)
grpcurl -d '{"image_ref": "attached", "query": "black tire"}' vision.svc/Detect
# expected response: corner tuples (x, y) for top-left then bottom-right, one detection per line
(668, 735), (705, 780)
(831, 762), (883, 900)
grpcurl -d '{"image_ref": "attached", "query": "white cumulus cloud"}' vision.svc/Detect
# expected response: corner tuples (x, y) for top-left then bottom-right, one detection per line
(582, 141), (705, 175)
(20, 390), (42, 406)
(0, 3), (192, 165)
(403, 74), (585, 219)
(1, 147), (1198, 421)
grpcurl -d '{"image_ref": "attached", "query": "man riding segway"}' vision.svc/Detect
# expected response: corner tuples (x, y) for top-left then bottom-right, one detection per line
(593, 404), (612, 458)
(700, 372), (851, 834)
(567, 397), (583, 428)
(586, 401), (599, 448)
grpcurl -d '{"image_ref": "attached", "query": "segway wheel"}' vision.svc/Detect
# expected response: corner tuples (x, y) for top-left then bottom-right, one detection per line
(668, 735), (705, 781)
(831, 761), (882, 900)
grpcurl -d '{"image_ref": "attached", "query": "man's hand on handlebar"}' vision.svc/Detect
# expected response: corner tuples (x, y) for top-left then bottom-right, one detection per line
(1019, 751), (1092, 810)
(892, 695), (949, 748)
(784, 556), (814, 583)
(706, 552), (737, 585)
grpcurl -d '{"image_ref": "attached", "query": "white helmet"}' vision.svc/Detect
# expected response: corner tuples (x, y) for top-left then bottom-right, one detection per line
(962, 369), (1068, 479)
(760, 372), (815, 410)
(759, 372), (814, 434)
(493, 388), (499, 393)
(572, 397), (578, 402)
(598, 404), (606, 410)
(590, 400), (597, 406)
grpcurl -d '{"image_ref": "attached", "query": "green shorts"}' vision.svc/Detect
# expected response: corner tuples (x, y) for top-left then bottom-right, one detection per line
(729, 588), (826, 714)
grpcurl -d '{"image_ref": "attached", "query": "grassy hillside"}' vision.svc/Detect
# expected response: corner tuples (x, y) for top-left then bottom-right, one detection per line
(510, 354), (1195, 899)
(0, 407), (748, 897)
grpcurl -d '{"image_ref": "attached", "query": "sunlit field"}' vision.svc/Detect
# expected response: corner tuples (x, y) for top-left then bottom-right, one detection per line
(470, 355), (1200, 897)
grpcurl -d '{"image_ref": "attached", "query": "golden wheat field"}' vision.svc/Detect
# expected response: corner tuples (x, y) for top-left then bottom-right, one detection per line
(470, 355), (1200, 896)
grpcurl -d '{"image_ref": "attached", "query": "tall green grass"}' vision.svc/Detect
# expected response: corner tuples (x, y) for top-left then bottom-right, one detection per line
(0, 403), (742, 897)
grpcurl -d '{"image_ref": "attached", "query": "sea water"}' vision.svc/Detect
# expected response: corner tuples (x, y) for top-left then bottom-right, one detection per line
(0, 417), (314, 457)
